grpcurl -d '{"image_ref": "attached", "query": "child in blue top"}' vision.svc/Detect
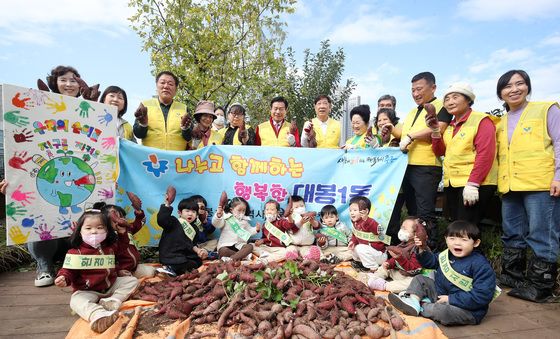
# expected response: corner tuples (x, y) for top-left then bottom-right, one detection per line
(389, 220), (496, 326)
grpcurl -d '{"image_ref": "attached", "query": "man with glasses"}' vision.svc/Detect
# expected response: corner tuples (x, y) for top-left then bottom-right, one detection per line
(222, 104), (256, 145)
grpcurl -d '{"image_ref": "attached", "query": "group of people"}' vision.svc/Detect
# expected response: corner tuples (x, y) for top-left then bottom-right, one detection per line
(2, 65), (559, 332)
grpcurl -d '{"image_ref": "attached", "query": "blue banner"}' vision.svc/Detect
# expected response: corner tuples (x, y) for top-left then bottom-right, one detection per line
(117, 139), (407, 247)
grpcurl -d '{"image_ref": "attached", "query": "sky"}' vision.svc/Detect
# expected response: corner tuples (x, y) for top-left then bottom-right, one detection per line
(1, 0), (560, 122)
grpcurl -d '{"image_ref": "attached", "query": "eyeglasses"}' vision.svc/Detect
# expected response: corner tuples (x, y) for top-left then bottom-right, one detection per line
(230, 112), (245, 117)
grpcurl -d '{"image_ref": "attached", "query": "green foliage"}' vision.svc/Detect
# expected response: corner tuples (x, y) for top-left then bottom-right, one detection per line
(284, 40), (356, 127)
(128, 0), (296, 117)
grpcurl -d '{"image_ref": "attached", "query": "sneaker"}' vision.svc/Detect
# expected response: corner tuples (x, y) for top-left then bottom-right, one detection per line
(221, 257), (232, 262)
(285, 251), (299, 261)
(350, 260), (368, 271)
(156, 265), (177, 277)
(207, 251), (219, 260)
(34, 272), (54, 287)
(328, 254), (341, 265)
(99, 297), (122, 311)
(368, 277), (387, 291)
(90, 310), (119, 333)
(388, 292), (421, 316)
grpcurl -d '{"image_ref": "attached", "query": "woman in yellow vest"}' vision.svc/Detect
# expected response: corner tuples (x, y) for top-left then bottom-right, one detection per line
(494, 70), (560, 303)
(427, 82), (497, 226)
(188, 101), (224, 149)
(374, 108), (402, 147)
(343, 105), (379, 149)
(221, 104), (255, 145)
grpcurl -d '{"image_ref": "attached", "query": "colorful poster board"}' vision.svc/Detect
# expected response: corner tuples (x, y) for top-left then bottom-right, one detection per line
(2, 84), (117, 245)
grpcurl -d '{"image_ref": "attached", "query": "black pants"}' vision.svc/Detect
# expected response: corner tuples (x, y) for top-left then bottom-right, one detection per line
(445, 185), (497, 225)
(387, 192), (405, 245)
(168, 258), (202, 275)
(402, 165), (442, 248)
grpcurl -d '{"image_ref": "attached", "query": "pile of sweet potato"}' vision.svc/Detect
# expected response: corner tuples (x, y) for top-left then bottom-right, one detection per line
(132, 260), (405, 338)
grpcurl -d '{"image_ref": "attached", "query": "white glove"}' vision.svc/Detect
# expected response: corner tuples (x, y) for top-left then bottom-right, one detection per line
(463, 184), (479, 206)
(286, 133), (296, 146)
(399, 135), (413, 152)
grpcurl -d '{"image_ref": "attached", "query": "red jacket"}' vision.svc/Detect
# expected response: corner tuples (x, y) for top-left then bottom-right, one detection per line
(115, 210), (145, 272)
(57, 233), (128, 292)
(350, 217), (386, 252)
(387, 242), (422, 276)
(261, 218), (298, 247)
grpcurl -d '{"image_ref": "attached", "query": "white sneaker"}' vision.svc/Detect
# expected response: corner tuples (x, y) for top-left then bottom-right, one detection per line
(34, 272), (54, 287)
(99, 297), (122, 311)
(221, 257), (232, 262)
(156, 265), (177, 277)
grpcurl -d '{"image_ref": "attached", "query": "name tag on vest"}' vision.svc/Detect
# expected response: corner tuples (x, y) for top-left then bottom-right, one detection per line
(63, 254), (115, 269)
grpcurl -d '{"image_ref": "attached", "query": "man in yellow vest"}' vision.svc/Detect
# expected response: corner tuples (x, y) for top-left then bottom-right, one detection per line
(398, 72), (453, 249)
(133, 71), (189, 150)
(255, 96), (300, 147)
(301, 95), (341, 148)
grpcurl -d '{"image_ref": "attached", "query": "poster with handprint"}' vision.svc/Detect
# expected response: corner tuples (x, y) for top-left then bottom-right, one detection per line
(1, 84), (117, 245)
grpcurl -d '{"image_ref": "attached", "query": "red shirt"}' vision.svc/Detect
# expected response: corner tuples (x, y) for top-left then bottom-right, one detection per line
(431, 109), (496, 185)
(261, 218), (299, 247)
(57, 233), (128, 292)
(350, 217), (386, 252)
(387, 242), (422, 275)
(115, 210), (145, 272)
(255, 118), (301, 147)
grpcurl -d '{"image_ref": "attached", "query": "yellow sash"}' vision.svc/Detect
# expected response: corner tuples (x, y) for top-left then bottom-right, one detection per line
(63, 254), (115, 269)
(179, 217), (197, 241)
(265, 221), (292, 246)
(438, 249), (501, 301)
(352, 229), (391, 245)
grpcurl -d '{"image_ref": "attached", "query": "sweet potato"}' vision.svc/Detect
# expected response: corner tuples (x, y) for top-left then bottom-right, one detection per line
(356, 308), (367, 322)
(317, 299), (337, 310)
(219, 191), (228, 207)
(139, 294), (158, 302)
(258, 320), (273, 334)
(203, 299), (223, 315)
(292, 324), (320, 339)
(323, 327), (339, 339)
(166, 185), (176, 204)
(365, 324), (385, 339)
(340, 296), (357, 314)
(239, 272), (255, 283)
(217, 292), (241, 329)
(169, 286), (183, 301)
(367, 307), (380, 320)
(284, 319), (294, 338)
(166, 307), (187, 319)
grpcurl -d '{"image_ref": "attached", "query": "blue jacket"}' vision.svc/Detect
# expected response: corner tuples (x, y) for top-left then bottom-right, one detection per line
(417, 249), (496, 324)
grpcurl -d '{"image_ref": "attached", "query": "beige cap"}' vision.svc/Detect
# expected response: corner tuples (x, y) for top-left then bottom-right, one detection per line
(443, 82), (476, 102)
(194, 101), (217, 120)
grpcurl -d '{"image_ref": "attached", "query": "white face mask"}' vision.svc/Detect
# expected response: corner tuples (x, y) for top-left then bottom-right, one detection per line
(294, 207), (306, 215)
(234, 212), (245, 221)
(82, 232), (107, 248)
(214, 115), (225, 127)
(265, 214), (276, 222)
(398, 230), (410, 242)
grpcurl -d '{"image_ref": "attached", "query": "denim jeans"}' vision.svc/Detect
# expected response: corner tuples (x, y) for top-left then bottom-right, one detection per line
(501, 191), (560, 262)
(27, 238), (69, 273)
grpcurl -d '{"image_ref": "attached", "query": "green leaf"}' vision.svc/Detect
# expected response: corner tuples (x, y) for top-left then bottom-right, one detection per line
(216, 271), (228, 281)
(253, 271), (264, 283)
(289, 296), (300, 310)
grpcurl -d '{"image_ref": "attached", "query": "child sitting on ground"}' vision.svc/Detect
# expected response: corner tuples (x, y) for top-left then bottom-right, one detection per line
(213, 194), (259, 261)
(191, 194), (218, 253)
(367, 217), (427, 292)
(348, 196), (388, 271)
(55, 209), (139, 333)
(316, 205), (352, 264)
(285, 195), (322, 261)
(157, 187), (204, 276)
(253, 199), (299, 262)
(95, 198), (156, 278)
(389, 220), (497, 326)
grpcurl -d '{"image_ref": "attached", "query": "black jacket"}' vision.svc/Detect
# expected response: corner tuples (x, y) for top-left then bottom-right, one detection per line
(157, 204), (202, 267)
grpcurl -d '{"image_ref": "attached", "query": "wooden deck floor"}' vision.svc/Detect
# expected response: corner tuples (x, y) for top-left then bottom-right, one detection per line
(0, 271), (559, 338)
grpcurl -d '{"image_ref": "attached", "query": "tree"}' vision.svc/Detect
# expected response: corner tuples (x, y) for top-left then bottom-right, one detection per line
(284, 40), (356, 126)
(128, 0), (296, 118)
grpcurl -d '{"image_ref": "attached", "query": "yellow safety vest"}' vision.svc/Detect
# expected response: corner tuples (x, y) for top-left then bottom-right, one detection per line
(258, 120), (291, 147)
(442, 111), (498, 187)
(121, 122), (135, 142)
(345, 133), (369, 149)
(227, 125), (252, 146)
(496, 101), (557, 193)
(195, 129), (223, 149)
(402, 99), (444, 166)
(311, 117), (341, 148)
(141, 98), (187, 150)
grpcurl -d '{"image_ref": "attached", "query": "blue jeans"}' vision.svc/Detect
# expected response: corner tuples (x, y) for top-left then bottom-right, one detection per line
(27, 238), (69, 274)
(501, 191), (560, 262)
